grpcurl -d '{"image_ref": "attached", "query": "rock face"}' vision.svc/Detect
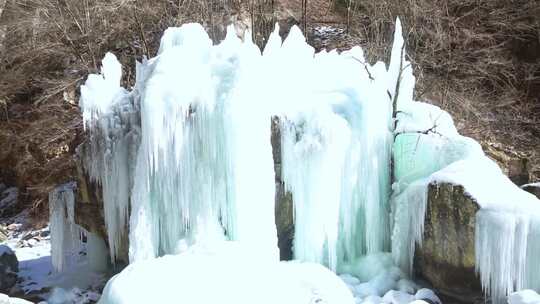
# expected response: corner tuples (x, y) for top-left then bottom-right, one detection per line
(414, 182), (483, 303)
(484, 143), (530, 186)
(0, 245), (18, 293)
(272, 117), (295, 261)
(74, 153), (106, 240)
(0, 187), (18, 216)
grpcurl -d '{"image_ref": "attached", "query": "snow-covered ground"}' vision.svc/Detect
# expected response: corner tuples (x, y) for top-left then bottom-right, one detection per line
(1, 211), (105, 303)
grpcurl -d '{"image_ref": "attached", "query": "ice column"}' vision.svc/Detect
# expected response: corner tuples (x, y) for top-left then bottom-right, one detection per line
(49, 182), (83, 273)
(128, 24), (278, 261)
(79, 53), (140, 262)
(275, 25), (393, 269)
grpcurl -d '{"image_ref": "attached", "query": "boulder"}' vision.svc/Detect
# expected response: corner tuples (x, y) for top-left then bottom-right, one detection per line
(414, 182), (483, 303)
(0, 245), (18, 293)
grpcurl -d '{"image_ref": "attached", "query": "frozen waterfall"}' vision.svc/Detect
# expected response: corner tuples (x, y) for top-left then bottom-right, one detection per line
(73, 19), (540, 304)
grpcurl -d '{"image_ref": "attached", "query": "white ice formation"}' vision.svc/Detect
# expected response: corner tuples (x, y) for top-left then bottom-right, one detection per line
(49, 182), (82, 273)
(75, 18), (540, 304)
(99, 241), (354, 304)
(49, 182), (108, 274)
(390, 52), (540, 304)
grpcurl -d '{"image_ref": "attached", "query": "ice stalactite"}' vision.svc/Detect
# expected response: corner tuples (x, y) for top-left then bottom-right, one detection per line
(273, 26), (393, 269)
(49, 182), (83, 273)
(391, 99), (540, 304)
(79, 53), (140, 263)
(82, 21), (397, 270)
(78, 19), (540, 304)
(127, 24), (278, 261)
(387, 18), (540, 303)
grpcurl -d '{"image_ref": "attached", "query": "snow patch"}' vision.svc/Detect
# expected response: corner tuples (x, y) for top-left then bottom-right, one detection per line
(98, 241), (354, 304)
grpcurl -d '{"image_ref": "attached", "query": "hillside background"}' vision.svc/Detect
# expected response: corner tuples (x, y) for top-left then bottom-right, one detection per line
(0, 0), (538, 220)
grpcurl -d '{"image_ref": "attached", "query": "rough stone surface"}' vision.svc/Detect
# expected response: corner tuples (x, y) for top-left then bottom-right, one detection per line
(74, 152), (106, 240)
(414, 182), (483, 303)
(484, 143), (530, 186)
(0, 187), (18, 215)
(0, 245), (18, 293)
(272, 117), (295, 260)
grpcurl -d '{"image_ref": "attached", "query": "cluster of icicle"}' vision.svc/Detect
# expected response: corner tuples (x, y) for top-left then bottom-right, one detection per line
(49, 182), (82, 272)
(77, 18), (540, 304)
(79, 21), (399, 268)
(49, 182), (109, 274)
(390, 40), (540, 304)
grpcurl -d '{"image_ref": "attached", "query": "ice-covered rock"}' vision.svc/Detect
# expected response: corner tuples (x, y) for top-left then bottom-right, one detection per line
(0, 293), (33, 304)
(414, 288), (441, 304)
(396, 279), (417, 294)
(0, 245), (18, 293)
(508, 290), (540, 304)
(381, 290), (415, 304)
(522, 183), (540, 200)
(391, 98), (540, 303)
(341, 274), (361, 286)
(98, 241), (355, 304)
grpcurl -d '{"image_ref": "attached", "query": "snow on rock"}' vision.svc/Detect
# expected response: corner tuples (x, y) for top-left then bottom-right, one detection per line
(397, 279), (417, 295)
(391, 99), (540, 303)
(340, 274), (361, 286)
(508, 290), (540, 304)
(382, 290), (415, 304)
(79, 52), (137, 263)
(98, 241), (355, 304)
(414, 288), (441, 304)
(336, 255), (426, 304)
(360, 295), (384, 304)
(46, 287), (102, 304)
(0, 293), (33, 304)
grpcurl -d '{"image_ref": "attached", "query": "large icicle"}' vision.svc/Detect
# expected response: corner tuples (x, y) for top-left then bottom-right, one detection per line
(79, 53), (139, 262)
(391, 100), (540, 304)
(272, 26), (393, 269)
(49, 182), (83, 273)
(79, 20), (540, 304)
(127, 24), (278, 261)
